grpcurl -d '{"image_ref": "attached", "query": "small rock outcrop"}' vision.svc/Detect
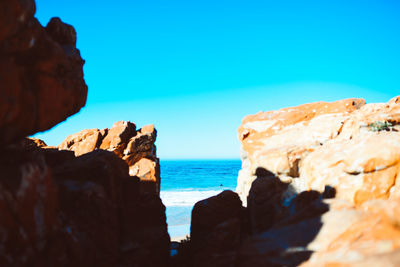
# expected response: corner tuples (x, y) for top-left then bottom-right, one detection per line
(0, 0), (87, 145)
(58, 121), (160, 195)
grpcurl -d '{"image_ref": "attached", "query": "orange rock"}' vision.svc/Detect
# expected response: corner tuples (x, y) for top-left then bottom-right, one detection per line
(301, 198), (400, 266)
(58, 128), (107, 156)
(99, 121), (136, 154)
(129, 158), (160, 194)
(237, 98), (366, 205)
(235, 96), (400, 266)
(236, 97), (400, 206)
(300, 132), (400, 205)
(182, 96), (400, 266)
(58, 121), (161, 195)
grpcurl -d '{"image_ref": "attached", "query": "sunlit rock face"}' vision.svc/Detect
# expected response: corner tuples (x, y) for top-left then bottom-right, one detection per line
(58, 121), (161, 195)
(237, 97), (400, 206)
(0, 0), (87, 145)
(233, 96), (400, 266)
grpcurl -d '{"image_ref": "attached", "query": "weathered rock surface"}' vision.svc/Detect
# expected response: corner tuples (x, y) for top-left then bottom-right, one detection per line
(0, 0), (87, 145)
(237, 98), (367, 205)
(0, 144), (59, 266)
(300, 198), (400, 266)
(58, 121), (161, 195)
(233, 96), (400, 266)
(237, 96), (400, 206)
(0, 139), (169, 266)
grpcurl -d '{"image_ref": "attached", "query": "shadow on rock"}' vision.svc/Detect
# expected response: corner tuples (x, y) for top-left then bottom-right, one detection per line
(238, 167), (336, 267)
(172, 167), (336, 267)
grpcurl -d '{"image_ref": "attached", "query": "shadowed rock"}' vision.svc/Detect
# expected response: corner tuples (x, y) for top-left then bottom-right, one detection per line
(0, 0), (87, 145)
(0, 141), (170, 266)
(190, 190), (244, 267)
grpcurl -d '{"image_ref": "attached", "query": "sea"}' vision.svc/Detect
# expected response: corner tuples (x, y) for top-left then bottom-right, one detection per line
(159, 160), (242, 238)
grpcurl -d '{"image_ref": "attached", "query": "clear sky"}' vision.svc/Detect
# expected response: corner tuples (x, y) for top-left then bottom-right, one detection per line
(34, 0), (400, 159)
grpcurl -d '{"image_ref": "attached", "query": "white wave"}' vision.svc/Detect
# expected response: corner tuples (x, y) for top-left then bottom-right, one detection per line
(160, 190), (224, 207)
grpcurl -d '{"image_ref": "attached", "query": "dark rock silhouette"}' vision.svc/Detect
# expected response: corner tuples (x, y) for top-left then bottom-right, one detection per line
(190, 190), (244, 267)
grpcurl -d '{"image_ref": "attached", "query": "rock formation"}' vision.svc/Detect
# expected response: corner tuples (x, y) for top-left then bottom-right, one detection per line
(0, 139), (169, 266)
(181, 96), (400, 266)
(238, 96), (400, 266)
(0, 1), (169, 266)
(4, 1), (400, 266)
(58, 121), (161, 195)
(190, 190), (244, 266)
(0, 0), (87, 145)
(237, 96), (400, 206)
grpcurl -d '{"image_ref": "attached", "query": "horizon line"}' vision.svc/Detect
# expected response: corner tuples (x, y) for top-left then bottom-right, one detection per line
(159, 158), (241, 161)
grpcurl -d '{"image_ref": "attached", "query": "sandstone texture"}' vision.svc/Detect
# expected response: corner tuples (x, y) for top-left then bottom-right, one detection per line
(234, 96), (400, 266)
(0, 0), (87, 145)
(237, 96), (400, 205)
(58, 121), (161, 195)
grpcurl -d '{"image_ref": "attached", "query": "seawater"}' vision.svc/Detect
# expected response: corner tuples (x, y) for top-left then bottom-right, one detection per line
(160, 160), (241, 238)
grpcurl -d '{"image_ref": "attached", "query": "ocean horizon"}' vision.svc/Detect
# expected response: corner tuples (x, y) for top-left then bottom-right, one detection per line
(159, 159), (242, 238)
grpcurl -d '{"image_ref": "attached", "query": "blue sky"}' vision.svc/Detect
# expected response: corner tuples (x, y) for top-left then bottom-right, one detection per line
(34, 0), (400, 159)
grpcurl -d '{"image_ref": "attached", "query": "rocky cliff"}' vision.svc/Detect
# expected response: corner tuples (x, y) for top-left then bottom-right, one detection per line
(180, 96), (400, 266)
(0, 1), (169, 266)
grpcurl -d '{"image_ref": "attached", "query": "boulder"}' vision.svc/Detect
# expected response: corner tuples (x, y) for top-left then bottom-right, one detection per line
(190, 190), (243, 267)
(58, 128), (108, 156)
(0, 0), (87, 145)
(58, 121), (161, 194)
